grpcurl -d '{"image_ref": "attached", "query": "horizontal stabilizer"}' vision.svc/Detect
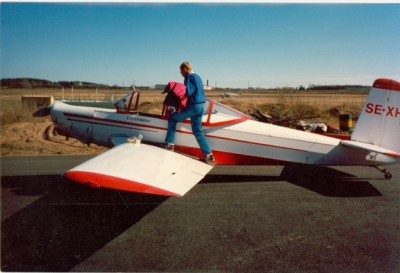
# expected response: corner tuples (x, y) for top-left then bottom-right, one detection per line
(341, 140), (400, 158)
(64, 143), (213, 197)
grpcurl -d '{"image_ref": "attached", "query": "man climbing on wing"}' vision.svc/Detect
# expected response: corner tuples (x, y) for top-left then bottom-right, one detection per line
(161, 61), (215, 164)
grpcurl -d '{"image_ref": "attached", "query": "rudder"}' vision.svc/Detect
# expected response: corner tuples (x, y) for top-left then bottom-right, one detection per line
(351, 78), (400, 152)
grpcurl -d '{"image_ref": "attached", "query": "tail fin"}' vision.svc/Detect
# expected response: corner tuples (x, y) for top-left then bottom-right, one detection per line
(351, 78), (400, 152)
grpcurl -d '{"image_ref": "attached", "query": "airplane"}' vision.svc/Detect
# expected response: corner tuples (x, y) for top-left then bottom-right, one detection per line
(47, 78), (400, 197)
(221, 91), (242, 99)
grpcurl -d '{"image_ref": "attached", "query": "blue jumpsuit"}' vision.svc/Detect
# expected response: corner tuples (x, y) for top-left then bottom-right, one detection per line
(164, 73), (213, 156)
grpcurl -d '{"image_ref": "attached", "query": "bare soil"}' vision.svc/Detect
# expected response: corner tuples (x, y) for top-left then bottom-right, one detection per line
(1, 118), (107, 157)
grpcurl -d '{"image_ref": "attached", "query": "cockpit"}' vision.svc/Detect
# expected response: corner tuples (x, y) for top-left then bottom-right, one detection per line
(114, 91), (140, 114)
(114, 90), (249, 127)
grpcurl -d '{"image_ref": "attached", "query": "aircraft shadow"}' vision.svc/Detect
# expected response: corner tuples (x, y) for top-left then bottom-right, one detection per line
(1, 175), (167, 272)
(203, 165), (382, 197)
(280, 165), (382, 197)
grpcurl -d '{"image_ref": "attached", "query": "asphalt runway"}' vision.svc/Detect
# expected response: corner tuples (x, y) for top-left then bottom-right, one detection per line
(1, 156), (400, 272)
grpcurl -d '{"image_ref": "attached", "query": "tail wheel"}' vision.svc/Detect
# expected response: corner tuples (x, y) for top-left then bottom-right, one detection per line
(384, 171), (393, 180)
(373, 166), (393, 180)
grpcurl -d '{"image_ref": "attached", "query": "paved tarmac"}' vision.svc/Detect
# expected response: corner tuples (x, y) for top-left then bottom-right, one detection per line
(1, 156), (400, 272)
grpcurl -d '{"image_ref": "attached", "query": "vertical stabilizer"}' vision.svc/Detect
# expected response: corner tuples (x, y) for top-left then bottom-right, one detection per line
(351, 79), (400, 152)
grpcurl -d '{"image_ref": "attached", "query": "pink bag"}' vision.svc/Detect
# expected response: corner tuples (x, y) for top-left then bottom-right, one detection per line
(162, 82), (188, 112)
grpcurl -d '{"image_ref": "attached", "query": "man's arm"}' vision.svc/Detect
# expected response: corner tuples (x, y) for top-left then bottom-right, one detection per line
(185, 74), (196, 97)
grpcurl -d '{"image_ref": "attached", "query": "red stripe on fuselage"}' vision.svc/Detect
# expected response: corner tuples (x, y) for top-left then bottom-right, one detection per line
(63, 112), (310, 151)
(175, 145), (291, 165)
(209, 134), (306, 152)
(62, 111), (339, 165)
(64, 112), (165, 131)
(384, 152), (400, 158)
(66, 117), (159, 132)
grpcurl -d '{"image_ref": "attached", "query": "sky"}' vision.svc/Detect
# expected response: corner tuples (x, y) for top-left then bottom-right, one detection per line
(1, 3), (400, 88)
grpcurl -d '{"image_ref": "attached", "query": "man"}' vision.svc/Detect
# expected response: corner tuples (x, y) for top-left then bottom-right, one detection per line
(161, 62), (215, 164)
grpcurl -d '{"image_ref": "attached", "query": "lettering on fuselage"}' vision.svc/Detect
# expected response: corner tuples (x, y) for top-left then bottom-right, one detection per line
(126, 116), (151, 123)
(365, 103), (400, 118)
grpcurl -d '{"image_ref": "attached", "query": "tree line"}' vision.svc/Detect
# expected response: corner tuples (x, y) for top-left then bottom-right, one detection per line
(1, 77), (369, 91)
(0, 78), (129, 89)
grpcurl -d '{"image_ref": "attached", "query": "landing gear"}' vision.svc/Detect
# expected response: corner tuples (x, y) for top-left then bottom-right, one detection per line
(385, 172), (393, 180)
(372, 166), (393, 180)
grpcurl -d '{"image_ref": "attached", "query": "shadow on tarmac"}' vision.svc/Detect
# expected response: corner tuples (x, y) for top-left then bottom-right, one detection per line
(2, 165), (382, 271)
(1, 175), (167, 272)
(280, 165), (382, 197)
(203, 165), (382, 197)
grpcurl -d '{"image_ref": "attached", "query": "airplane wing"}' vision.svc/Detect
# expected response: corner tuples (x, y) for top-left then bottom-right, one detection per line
(64, 142), (213, 197)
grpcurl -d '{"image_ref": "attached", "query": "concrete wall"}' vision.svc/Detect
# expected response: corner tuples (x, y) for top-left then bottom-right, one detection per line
(21, 95), (54, 109)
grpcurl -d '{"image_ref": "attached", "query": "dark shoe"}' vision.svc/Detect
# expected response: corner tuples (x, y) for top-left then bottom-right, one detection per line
(200, 154), (215, 165)
(160, 143), (174, 151)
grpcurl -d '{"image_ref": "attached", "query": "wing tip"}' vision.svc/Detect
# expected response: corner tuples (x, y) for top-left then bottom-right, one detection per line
(64, 171), (182, 197)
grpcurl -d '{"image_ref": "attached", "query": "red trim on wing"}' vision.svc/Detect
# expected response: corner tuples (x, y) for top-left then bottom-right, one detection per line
(64, 171), (181, 197)
(373, 79), (400, 92)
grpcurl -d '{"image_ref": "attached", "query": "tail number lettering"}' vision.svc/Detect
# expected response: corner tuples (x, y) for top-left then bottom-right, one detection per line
(365, 103), (400, 117)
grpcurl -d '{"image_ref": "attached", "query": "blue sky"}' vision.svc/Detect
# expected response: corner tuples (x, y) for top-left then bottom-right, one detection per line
(1, 3), (399, 88)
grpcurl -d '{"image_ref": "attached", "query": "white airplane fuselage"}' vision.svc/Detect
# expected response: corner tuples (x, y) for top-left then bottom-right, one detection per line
(48, 79), (400, 196)
(50, 99), (396, 167)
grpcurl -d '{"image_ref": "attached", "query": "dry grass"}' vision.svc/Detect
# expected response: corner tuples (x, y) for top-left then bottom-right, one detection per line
(1, 87), (368, 123)
(1, 97), (37, 125)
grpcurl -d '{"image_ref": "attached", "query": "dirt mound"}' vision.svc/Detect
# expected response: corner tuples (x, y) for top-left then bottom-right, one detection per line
(329, 104), (362, 118)
(1, 119), (107, 157)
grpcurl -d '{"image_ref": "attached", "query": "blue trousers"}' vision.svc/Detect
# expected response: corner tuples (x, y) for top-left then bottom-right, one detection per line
(165, 103), (212, 156)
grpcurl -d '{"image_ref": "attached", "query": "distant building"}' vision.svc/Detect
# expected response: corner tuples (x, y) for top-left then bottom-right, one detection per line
(155, 84), (213, 91)
(155, 84), (167, 90)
